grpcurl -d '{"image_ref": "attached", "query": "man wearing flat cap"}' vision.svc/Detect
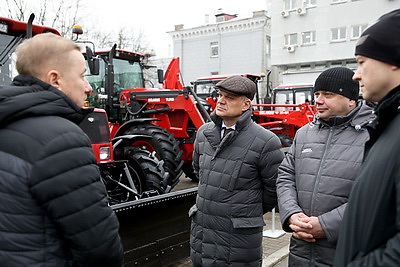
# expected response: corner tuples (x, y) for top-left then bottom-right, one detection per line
(334, 9), (400, 267)
(189, 75), (284, 266)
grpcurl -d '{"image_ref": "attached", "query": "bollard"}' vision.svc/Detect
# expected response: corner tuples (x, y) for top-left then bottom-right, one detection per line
(263, 208), (285, 238)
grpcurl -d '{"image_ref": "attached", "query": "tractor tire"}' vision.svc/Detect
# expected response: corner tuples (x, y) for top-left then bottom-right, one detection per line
(104, 147), (167, 205)
(124, 147), (168, 194)
(123, 124), (184, 189)
(101, 163), (143, 205)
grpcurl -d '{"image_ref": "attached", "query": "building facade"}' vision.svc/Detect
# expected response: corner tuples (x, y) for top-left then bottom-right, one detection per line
(168, 10), (271, 97)
(270, 0), (398, 86)
(167, 1), (398, 97)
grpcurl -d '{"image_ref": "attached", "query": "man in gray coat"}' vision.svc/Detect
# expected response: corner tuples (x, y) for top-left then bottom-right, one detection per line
(190, 75), (284, 266)
(276, 67), (375, 266)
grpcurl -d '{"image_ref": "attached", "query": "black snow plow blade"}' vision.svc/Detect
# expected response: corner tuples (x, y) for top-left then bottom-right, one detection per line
(112, 187), (197, 266)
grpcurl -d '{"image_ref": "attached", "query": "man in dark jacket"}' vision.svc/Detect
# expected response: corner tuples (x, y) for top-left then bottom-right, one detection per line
(277, 67), (375, 266)
(0, 33), (124, 266)
(190, 75), (284, 266)
(334, 9), (400, 267)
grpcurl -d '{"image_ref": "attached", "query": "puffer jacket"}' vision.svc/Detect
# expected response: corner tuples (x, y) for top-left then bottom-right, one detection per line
(0, 75), (123, 266)
(276, 100), (375, 267)
(190, 109), (284, 266)
(334, 86), (400, 267)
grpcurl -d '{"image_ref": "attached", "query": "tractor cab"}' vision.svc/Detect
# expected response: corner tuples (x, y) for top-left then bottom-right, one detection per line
(0, 15), (60, 86)
(271, 84), (314, 110)
(84, 47), (146, 121)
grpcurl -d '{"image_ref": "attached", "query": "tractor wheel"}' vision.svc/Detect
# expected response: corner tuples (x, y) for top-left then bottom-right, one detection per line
(123, 124), (184, 189)
(124, 147), (168, 194)
(100, 158), (144, 205)
(104, 147), (167, 205)
(277, 133), (293, 148)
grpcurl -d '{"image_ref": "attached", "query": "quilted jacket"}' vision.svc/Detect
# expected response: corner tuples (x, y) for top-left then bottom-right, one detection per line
(334, 87), (400, 267)
(0, 75), (123, 266)
(190, 109), (284, 266)
(277, 100), (375, 266)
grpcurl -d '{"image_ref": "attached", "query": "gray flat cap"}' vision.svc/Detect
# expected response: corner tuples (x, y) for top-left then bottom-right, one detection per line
(215, 75), (256, 100)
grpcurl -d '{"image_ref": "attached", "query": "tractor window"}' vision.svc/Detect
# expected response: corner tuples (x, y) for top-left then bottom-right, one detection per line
(194, 81), (218, 95)
(86, 58), (144, 95)
(113, 58), (144, 90)
(274, 89), (293, 110)
(274, 87), (314, 110)
(85, 58), (145, 108)
(294, 88), (314, 104)
(86, 59), (106, 94)
(0, 33), (23, 86)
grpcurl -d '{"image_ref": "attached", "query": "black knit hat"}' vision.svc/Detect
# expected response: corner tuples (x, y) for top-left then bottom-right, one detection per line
(215, 75), (256, 100)
(355, 9), (400, 67)
(314, 67), (359, 101)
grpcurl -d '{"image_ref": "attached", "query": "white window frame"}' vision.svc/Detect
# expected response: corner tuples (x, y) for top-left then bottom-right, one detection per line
(331, 27), (347, 42)
(351, 24), (368, 39)
(210, 41), (219, 58)
(284, 33), (298, 46)
(302, 31), (316, 45)
(304, 0), (317, 6)
(283, 0), (299, 10)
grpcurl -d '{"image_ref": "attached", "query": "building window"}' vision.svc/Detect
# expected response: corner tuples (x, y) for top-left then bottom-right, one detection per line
(284, 33), (298, 46)
(315, 63), (326, 70)
(302, 31), (316, 45)
(330, 61), (344, 68)
(331, 27), (347, 42)
(351, 24), (368, 39)
(304, 0), (316, 6)
(211, 71), (219, 75)
(331, 0), (347, 3)
(283, 0), (299, 10)
(210, 42), (219, 57)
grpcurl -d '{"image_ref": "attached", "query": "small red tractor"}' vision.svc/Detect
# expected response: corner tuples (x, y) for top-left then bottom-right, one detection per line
(192, 74), (316, 146)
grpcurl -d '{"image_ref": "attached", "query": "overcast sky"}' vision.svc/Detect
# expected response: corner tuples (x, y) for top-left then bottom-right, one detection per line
(85, 0), (268, 58)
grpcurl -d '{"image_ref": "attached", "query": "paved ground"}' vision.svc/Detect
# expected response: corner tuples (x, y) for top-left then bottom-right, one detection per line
(171, 176), (290, 267)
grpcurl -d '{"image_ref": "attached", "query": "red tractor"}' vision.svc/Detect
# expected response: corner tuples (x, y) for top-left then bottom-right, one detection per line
(192, 74), (316, 147)
(81, 42), (210, 183)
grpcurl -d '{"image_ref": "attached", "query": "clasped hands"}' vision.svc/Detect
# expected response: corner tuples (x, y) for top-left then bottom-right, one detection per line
(288, 212), (325, 242)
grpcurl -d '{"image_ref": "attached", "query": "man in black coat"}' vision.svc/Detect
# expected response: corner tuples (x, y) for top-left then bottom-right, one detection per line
(0, 33), (123, 266)
(334, 9), (400, 267)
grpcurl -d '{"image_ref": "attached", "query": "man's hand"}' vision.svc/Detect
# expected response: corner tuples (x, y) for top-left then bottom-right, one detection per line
(306, 216), (325, 239)
(289, 212), (314, 242)
(288, 213), (325, 242)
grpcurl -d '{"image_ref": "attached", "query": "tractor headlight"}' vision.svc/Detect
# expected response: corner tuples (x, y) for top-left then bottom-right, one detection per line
(99, 147), (110, 160)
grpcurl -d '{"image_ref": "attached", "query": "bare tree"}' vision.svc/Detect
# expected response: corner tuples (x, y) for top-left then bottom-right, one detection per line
(1, 0), (150, 54)
(1, 0), (85, 37)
